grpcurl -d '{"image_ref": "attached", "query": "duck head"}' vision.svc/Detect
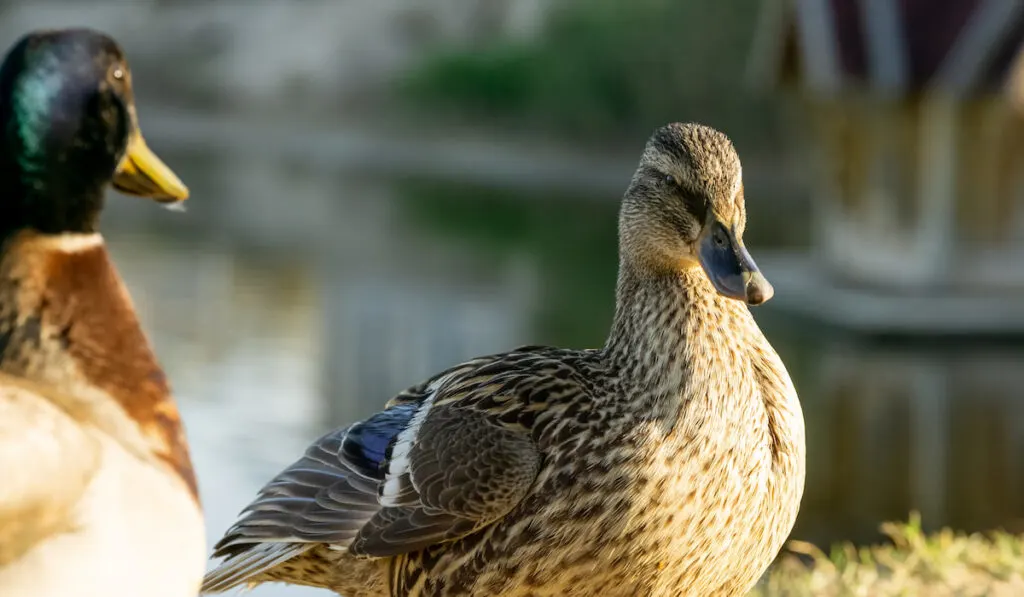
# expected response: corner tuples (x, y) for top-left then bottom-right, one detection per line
(619, 122), (773, 306)
(0, 28), (187, 236)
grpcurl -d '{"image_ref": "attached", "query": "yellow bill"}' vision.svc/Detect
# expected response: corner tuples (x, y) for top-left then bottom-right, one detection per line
(111, 131), (189, 203)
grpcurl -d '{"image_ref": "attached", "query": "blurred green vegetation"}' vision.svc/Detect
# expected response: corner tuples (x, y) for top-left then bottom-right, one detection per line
(753, 514), (1024, 596)
(400, 0), (781, 148)
(396, 179), (619, 347)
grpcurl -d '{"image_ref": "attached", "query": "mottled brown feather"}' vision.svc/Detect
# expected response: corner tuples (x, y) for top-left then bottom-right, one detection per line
(203, 123), (804, 597)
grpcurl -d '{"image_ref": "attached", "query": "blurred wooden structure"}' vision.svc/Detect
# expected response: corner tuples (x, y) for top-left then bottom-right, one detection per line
(748, 0), (1024, 330)
(794, 338), (1024, 545)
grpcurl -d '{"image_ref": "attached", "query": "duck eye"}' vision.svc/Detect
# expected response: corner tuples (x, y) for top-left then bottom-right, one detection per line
(664, 174), (680, 187)
(713, 226), (729, 249)
(112, 68), (124, 81)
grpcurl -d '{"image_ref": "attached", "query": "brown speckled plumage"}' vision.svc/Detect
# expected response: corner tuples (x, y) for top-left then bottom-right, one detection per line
(203, 123), (806, 597)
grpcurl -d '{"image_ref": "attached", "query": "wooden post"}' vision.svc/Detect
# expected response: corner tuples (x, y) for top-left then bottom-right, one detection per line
(914, 94), (959, 286)
(908, 360), (949, 527)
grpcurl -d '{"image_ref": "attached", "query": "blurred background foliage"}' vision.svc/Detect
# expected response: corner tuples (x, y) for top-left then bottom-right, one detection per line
(398, 179), (619, 346)
(401, 0), (784, 147)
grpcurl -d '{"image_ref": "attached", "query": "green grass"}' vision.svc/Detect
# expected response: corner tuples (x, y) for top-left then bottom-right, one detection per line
(753, 515), (1024, 596)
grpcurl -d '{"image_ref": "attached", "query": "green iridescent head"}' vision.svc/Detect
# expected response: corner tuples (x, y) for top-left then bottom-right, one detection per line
(0, 28), (188, 237)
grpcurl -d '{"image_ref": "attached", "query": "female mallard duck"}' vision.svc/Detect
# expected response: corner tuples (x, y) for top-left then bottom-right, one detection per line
(203, 123), (806, 596)
(0, 28), (204, 596)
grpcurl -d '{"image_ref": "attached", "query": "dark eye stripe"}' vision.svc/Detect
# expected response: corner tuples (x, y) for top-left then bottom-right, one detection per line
(643, 166), (667, 182)
(684, 192), (708, 223)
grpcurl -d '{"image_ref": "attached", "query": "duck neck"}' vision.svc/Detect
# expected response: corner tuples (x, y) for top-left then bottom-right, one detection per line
(602, 258), (759, 405)
(0, 152), (106, 242)
(0, 231), (198, 501)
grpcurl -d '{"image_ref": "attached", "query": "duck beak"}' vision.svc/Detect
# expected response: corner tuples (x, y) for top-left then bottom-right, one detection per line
(697, 221), (774, 306)
(112, 129), (189, 204)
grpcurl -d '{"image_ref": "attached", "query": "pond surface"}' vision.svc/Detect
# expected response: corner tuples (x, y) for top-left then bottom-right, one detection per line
(101, 147), (1024, 596)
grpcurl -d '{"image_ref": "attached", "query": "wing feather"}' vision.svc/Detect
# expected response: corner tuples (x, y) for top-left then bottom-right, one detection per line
(204, 349), (579, 592)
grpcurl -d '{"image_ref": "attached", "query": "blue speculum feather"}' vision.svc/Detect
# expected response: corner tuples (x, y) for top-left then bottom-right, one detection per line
(342, 403), (418, 477)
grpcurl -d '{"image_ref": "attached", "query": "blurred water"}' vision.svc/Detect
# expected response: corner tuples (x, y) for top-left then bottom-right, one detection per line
(100, 148), (1024, 596)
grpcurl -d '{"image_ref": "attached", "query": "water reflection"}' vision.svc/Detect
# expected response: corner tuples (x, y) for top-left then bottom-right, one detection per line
(787, 334), (1024, 547)
(99, 150), (1024, 595)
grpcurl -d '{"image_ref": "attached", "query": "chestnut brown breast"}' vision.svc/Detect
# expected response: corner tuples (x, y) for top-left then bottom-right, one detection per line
(0, 231), (198, 502)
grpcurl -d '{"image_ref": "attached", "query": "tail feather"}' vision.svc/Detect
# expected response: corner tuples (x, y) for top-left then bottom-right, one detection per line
(201, 543), (312, 594)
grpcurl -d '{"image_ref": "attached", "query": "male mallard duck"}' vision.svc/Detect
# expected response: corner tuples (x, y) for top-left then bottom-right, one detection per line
(203, 123), (806, 596)
(0, 29), (204, 597)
